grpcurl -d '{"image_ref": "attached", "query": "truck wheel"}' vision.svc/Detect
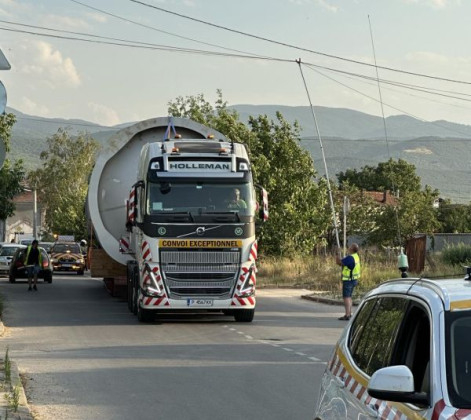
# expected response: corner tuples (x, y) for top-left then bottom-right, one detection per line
(234, 309), (255, 323)
(132, 270), (139, 315)
(126, 265), (132, 311)
(137, 303), (153, 323)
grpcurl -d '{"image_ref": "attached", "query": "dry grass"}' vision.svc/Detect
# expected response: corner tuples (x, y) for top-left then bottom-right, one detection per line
(256, 251), (464, 300)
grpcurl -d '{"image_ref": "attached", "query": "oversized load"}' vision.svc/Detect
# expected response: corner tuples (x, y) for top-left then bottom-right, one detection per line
(87, 116), (268, 322)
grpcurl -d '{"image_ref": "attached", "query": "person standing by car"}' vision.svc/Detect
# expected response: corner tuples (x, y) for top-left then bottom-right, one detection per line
(335, 243), (361, 320)
(25, 239), (42, 291)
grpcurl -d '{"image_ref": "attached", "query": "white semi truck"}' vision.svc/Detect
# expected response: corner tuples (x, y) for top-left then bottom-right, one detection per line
(87, 116), (268, 322)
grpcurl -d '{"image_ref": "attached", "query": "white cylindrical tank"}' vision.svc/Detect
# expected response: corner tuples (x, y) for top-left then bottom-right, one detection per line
(87, 116), (228, 265)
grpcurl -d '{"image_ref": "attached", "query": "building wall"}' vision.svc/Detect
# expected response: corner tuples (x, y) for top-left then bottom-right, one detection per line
(427, 233), (471, 252)
(4, 191), (44, 243)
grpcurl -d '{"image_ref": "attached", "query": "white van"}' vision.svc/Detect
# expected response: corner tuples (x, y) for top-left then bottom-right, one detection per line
(314, 271), (471, 420)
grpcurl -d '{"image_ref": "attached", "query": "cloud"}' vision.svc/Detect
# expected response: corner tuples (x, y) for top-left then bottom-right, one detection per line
(0, 0), (31, 17)
(39, 14), (90, 30)
(289, 0), (339, 12)
(402, 0), (461, 8)
(86, 12), (107, 23)
(19, 96), (50, 116)
(19, 41), (81, 88)
(87, 102), (121, 126)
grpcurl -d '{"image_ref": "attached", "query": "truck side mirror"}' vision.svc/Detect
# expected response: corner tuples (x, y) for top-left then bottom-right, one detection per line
(255, 185), (268, 222)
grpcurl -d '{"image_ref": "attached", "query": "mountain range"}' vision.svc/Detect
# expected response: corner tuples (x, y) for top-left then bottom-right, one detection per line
(5, 105), (471, 204)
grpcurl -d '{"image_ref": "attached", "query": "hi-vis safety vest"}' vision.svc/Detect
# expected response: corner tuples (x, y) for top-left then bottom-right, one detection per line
(25, 245), (43, 266)
(342, 252), (360, 281)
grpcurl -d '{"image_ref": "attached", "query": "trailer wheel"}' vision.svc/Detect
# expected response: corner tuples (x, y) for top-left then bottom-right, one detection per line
(137, 302), (153, 323)
(234, 309), (255, 323)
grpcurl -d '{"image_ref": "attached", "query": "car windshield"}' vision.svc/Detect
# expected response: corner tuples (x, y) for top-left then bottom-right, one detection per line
(146, 182), (255, 216)
(52, 243), (81, 253)
(446, 311), (471, 408)
(0, 246), (21, 257)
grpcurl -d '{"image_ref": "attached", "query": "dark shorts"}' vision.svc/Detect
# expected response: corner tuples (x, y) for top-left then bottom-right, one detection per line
(342, 280), (358, 298)
(26, 265), (40, 277)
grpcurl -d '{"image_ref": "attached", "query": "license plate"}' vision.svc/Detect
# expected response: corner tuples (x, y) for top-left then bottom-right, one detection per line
(187, 299), (213, 307)
(61, 263), (72, 267)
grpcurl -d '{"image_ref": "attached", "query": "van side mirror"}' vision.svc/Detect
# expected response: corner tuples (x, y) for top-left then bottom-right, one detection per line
(368, 366), (430, 407)
(255, 185), (268, 222)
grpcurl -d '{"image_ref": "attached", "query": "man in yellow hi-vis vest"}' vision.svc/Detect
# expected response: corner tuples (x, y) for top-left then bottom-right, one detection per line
(25, 239), (42, 291)
(335, 243), (360, 320)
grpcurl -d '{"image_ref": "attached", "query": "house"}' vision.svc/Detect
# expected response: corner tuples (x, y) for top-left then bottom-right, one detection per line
(2, 189), (45, 243)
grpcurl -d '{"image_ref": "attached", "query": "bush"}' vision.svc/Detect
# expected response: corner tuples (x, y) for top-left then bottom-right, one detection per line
(441, 243), (471, 266)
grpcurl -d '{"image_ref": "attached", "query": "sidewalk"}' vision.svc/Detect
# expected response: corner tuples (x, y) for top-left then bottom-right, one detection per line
(0, 321), (34, 420)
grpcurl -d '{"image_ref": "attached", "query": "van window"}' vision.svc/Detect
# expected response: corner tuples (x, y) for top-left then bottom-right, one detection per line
(446, 312), (471, 408)
(349, 297), (408, 376)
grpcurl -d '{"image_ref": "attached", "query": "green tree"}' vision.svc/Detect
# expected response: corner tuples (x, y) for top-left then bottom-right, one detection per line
(338, 158), (421, 195)
(28, 129), (100, 240)
(0, 113), (25, 221)
(168, 92), (330, 256)
(367, 186), (440, 245)
(436, 201), (471, 233)
(337, 159), (440, 246)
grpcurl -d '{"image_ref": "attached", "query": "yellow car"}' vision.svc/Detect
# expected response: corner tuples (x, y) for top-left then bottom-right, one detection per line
(50, 242), (86, 275)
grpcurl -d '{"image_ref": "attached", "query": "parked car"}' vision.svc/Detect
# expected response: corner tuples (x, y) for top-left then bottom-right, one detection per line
(314, 269), (471, 420)
(9, 246), (52, 283)
(50, 242), (86, 275)
(0, 243), (27, 276)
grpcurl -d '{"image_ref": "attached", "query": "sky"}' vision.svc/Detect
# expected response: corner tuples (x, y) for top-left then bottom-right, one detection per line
(0, 0), (471, 127)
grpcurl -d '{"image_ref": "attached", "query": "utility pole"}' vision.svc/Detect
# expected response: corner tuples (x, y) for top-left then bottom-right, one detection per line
(33, 188), (38, 239)
(343, 196), (350, 256)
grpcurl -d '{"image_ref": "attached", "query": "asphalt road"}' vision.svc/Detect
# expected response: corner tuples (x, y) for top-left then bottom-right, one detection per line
(0, 273), (344, 420)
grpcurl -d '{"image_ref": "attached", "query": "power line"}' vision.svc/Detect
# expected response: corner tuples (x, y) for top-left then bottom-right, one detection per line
(127, 0), (471, 86)
(4, 18), (471, 108)
(0, 24), (288, 62)
(68, 0), (264, 58)
(302, 64), (471, 138)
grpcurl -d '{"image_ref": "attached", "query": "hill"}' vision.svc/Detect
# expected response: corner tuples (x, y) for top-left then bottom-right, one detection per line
(4, 105), (471, 203)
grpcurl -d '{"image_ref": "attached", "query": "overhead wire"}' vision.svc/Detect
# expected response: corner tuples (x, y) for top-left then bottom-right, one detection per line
(0, 24), (289, 62)
(127, 0), (471, 86)
(67, 0), (265, 58)
(301, 64), (471, 138)
(2, 8), (471, 140)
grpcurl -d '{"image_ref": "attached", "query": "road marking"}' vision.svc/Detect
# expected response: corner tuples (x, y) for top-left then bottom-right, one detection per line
(224, 325), (323, 363)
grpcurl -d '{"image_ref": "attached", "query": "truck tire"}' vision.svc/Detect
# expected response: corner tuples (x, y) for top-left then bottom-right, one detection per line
(137, 302), (153, 323)
(234, 309), (255, 323)
(132, 267), (139, 315)
(126, 263), (134, 312)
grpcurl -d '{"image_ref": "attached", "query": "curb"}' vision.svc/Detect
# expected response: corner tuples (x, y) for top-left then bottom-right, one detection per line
(301, 294), (344, 306)
(0, 320), (34, 420)
(301, 293), (361, 306)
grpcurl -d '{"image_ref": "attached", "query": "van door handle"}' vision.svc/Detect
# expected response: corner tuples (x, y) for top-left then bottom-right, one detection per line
(334, 376), (346, 388)
(365, 403), (379, 418)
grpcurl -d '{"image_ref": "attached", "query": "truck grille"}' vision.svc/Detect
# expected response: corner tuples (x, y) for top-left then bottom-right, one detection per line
(160, 250), (240, 299)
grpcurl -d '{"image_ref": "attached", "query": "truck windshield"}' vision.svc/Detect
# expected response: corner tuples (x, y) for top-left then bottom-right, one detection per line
(147, 182), (255, 216)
